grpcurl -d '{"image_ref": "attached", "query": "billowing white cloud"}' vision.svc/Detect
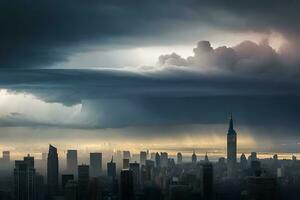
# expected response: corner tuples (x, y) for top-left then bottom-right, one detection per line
(157, 40), (298, 76)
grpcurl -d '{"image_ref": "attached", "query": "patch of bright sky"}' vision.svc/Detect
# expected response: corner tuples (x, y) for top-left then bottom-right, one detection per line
(0, 89), (82, 126)
(59, 30), (284, 68)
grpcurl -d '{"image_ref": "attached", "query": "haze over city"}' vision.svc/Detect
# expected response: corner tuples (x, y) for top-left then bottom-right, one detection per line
(0, 1), (300, 200)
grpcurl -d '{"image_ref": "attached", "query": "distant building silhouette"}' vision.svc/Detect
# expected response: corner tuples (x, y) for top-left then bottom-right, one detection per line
(120, 169), (134, 200)
(129, 162), (140, 192)
(205, 152), (209, 163)
(160, 152), (168, 168)
(14, 155), (35, 200)
(249, 152), (257, 162)
(240, 153), (247, 169)
(90, 152), (102, 177)
(192, 150), (197, 164)
(177, 152), (183, 164)
(3, 151), (10, 162)
(107, 157), (116, 178)
(123, 151), (131, 159)
(47, 144), (59, 197)
(227, 114), (237, 177)
(155, 153), (160, 167)
(66, 150), (77, 176)
(140, 151), (147, 166)
(123, 158), (130, 169)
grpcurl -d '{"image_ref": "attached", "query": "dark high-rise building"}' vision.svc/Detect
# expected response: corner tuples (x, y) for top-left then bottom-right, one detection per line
(90, 152), (102, 177)
(78, 165), (90, 200)
(240, 153), (247, 169)
(160, 152), (168, 168)
(144, 160), (155, 183)
(47, 144), (59, 197)
(155, 153), (160, 167)
(66, 150), (77, 175)
(227, 114), (237, 177)
(192, 150), (197, 164)
(177, 152), (183, 164)
(35, 174), (45, 200)
(202, 162), (213, 200)
(107, 157), (116, 178)
(65, 180), (78, 200)
(140, 151), (147, 166)
(120, 169), (134, 200)
(123, 158), (130, 169)
(14, 155), (36, 200)
(62, 174), (74, 191)
(129, 162), (140, 192)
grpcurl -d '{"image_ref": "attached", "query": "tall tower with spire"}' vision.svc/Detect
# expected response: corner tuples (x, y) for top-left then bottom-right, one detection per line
(227, 114), (237, 177)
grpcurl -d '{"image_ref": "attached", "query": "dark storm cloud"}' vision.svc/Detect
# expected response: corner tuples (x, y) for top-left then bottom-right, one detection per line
(1, 0), (300, 67)
(0, 68), (300, 131)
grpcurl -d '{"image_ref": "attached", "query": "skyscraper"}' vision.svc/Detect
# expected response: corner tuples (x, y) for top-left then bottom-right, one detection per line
(177, 152), (183, 164)
(123, 158), (130, 169)
(240, 153), (248, 169)
(140, 151), (147, 166)
(90, 152), (102, 177)
(192, 150), (197, 164)
(123, 151), (131, 159)
(14, 155), (36, 200)
(66, 150), (77, 175)
(47, 144), (59, 197)
(78, 164), (90, 200)
(202, 162), (213, 200)
(120, 169), (134, 200)
(62, 174), (74, 191)
(155, 152), (160, 167)
(227, 114), (237, 177)
(3, 151), (10, 162)
(107, 157), (116, 178)
(129, 162), (140, 192)
(160, 152), (168, 168)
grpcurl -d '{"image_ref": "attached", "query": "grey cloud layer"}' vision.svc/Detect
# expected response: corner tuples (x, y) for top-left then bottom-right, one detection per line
(0, 68), (300, 131)
(1, 0), (300, 67)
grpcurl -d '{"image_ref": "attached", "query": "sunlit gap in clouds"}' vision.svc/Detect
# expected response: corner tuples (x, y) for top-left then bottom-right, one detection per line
(0, 89), (83, 127)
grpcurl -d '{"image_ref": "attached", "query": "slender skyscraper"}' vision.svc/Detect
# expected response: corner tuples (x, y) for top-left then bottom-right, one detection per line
(120, 169), (134, 200)
(192, 150), (197, 164)
(78, 165), (90, 200)
(107, 157), (116, 178)
(129, 162), (140, 192)
(66, 150), (77, 175)
(227, 114), (237, 177)
(90, 152), (102, 177)
(47, 144), (59, 197)
(202, 162), (213, 200)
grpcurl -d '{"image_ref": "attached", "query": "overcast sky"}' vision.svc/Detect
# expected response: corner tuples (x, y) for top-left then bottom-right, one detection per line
(1, 0), (300, 154)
